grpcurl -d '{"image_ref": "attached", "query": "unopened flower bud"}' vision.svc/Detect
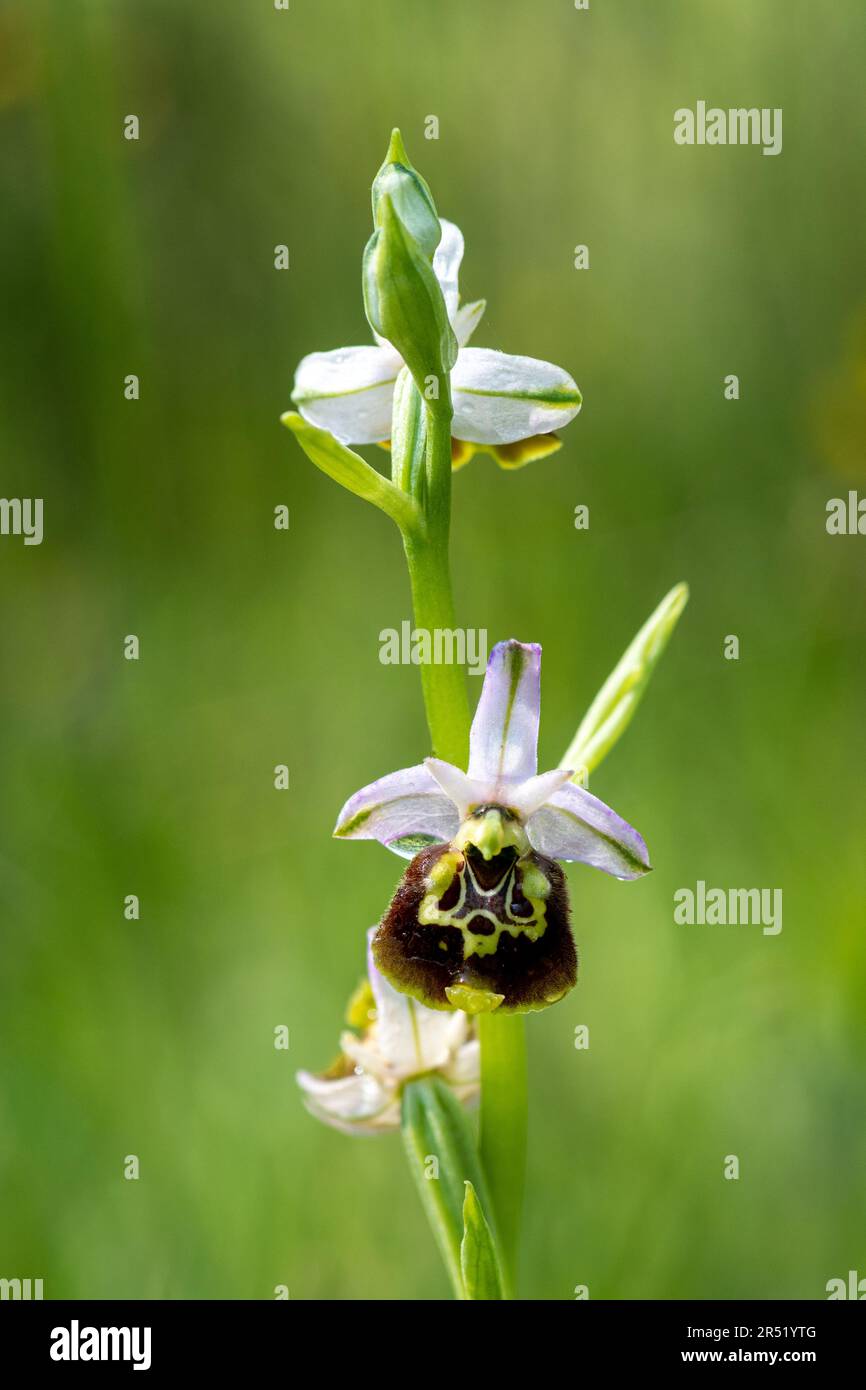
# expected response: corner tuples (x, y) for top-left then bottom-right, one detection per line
(362, 134), (457, 409)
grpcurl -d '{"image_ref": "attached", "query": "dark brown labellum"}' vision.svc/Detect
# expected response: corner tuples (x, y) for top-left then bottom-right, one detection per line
(372, 842), (577, 1014)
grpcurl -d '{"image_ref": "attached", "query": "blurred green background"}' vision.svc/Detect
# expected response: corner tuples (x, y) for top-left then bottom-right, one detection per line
(1, 0), (864, 1300)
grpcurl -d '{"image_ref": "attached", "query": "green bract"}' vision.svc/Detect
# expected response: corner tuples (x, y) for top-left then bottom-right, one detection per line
(401, 1076), (504, 1299)
(461, 1181), (505, 1300)
(560, 583), (690, 781)
(279, 411), (420, 535)
(390, 367), (428, 504)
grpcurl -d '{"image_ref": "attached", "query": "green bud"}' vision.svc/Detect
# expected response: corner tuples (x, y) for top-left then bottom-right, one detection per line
(363, 193), (457, 411)
(560, 582), (689, 780)
(363, 131), (457, 413)
(371, 129), (441, 261)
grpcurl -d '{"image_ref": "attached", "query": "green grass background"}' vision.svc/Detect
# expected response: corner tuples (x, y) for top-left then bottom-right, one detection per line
(1, 0), (864, 1299)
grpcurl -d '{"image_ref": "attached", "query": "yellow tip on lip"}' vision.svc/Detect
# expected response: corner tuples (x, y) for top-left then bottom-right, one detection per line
(445, 984), (504, 1015)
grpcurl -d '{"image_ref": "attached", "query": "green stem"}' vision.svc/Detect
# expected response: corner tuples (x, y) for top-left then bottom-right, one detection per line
(402, 528), (471, 767)
(478, 1013), (527, 1294)
(399, 389), (528, 1299)
(399, 383), (471, 767)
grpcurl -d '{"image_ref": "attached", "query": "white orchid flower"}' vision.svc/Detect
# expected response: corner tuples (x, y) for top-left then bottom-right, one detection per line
(297, 929), (479, 1135)
(334, 639), (650, 1015)
(292, 220), (582, 470)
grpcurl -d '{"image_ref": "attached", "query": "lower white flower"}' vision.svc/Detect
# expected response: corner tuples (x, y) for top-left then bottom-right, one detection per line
(292, 220), (581, 464)
(296, 928), (479, 1135)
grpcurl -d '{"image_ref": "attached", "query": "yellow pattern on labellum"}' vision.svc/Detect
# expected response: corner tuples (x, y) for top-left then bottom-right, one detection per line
(418, 848), (551, 961)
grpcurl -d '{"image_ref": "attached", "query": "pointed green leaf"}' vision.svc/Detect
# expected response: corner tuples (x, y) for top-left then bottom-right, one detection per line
(460, 1181), (505, 1300)
(281, 411), (420, 534)
(401, 1076), (503, 1300)
(560, 582), (689, 780)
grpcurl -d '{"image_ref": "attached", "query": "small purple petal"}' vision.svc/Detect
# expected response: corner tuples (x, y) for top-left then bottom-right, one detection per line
(509, 767), (573, 818)
(424, 757), (485, 816)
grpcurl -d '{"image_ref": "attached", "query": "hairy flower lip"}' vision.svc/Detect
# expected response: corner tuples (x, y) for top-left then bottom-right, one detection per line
(372, 843), (578, 1015)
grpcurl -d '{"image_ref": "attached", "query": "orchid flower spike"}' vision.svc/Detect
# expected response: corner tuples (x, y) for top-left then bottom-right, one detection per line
(292, 132), (581, 472)
(334, 641), (651, 1014)
(297, 929), (479, 1134)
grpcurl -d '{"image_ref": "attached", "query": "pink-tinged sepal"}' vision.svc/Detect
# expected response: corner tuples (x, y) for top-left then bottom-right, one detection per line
(333, 763), (459, 857)
(526, 781), (651, 879)
(468, 640), (541, 789)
